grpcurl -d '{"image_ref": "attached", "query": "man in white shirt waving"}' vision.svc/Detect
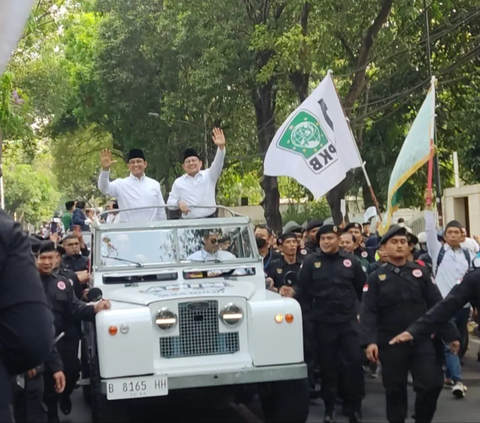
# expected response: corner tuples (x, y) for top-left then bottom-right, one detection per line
(98, 148), (166, 222)
(167, 128), (225, 219)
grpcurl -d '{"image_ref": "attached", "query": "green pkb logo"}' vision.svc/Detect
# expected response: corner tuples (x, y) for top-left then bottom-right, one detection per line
(277, 109), (338, 174)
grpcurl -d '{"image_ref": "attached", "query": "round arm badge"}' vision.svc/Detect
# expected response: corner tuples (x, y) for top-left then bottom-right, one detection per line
(57, 281), (66, 290)
(412, 269), (423, 278)
(361, 251), (368, 258)
(343, 259), (352, 268)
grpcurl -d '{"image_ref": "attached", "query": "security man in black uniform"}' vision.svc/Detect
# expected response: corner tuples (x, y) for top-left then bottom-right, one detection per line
(266, 233), (303, 290)
(360, 226), (459, 423)
(345, 222), (375, 263)
(0, 210), (54, 423)
(280, 225), (366, 423)
(35, 240), (111, 422)
(303, 219), (323, 253)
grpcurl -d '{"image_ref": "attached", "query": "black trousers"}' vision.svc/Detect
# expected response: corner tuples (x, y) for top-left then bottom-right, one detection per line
(14, 375), (47, 423)
(379, 341), (443, 423)
(313, 320), (365, 410)
(44, 337), (80, 419)
(57, 337), (80, 400)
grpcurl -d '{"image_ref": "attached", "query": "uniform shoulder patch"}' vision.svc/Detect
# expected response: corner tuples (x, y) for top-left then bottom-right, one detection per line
(412, 269), (422, 278)
(314, 261), (321, 268)
(57, 281), (66, 291)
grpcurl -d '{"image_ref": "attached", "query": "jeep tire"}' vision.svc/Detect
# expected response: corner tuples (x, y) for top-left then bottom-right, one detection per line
(259, 378), (310, 423)
(90, 354), (129, 422)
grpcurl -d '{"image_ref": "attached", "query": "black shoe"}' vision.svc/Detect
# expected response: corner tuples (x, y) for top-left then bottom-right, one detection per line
(349, 411), (364, 423)
(324, 410), (336, 423)
(59, 396), (72, 415)
(342, 403), (351, 416)
(47, 413), (60, 423)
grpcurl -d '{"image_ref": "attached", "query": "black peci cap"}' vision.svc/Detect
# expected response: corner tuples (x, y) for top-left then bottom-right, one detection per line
(183, 148), (199, 162)
(127, 149), (145, 162)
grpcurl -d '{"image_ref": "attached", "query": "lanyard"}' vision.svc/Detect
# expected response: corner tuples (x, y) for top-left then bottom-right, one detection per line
(263, 250), (272, 270)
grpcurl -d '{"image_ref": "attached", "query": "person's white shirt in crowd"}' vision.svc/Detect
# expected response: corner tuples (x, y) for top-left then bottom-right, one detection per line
(97, 148), (166, 223)
(167, 128), (225, 219)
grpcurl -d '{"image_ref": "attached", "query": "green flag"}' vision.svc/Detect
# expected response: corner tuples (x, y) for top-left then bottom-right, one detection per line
(379, 80), (436, 235)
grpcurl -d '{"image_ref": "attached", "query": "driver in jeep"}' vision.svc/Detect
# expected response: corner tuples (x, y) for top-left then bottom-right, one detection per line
(187, 231), (236, 262)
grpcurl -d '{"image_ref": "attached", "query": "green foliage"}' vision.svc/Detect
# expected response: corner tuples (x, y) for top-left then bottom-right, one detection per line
(3, 157), (61, 224)
(51, 124), (127, 202)
(281, 200), (331, 225)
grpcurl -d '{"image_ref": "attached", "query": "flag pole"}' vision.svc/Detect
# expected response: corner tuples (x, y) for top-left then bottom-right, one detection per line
(328, 70), (383, 221)
(426, 76), (436, 208)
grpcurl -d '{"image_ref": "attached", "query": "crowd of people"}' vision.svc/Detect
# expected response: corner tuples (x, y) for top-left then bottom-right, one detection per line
(256, 208), (480, 423)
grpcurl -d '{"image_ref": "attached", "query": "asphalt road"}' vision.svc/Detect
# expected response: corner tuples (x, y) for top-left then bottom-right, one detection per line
(65, 340), (480, 423)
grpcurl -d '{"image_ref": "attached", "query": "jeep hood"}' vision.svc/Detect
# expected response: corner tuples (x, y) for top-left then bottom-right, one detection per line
(106, 280), (257, 306)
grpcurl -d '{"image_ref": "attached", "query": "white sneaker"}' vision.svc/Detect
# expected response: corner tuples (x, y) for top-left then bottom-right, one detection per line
(452, 382), (467, 398)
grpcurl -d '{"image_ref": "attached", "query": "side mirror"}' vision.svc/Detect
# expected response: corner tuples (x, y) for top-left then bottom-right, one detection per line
(284, 271), (297, 286)
(87, 287), (103, 302)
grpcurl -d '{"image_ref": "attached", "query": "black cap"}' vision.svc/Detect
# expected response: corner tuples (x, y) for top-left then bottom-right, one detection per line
(278, 232), (297, 245)
(127, 149), (145, 162)
(288, 225), (303, 234)
(380, 225), (408, 245)
(306, 219), (324, 232)
(446, 220), (463, 231)
(407, 232), (418, 246)
(345, 222), (362, 232)
(38, 240), (57, 254)
(30, 236), (42, 254)
(183, 148), (199, 162)
(316, 224), (340, 243)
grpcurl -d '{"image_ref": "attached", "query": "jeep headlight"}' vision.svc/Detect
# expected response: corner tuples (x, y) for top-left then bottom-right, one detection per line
(155, 308), (177, 330)
(220, 303), (244, 326)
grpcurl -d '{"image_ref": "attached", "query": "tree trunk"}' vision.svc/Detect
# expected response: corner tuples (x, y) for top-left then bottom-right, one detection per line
(253, 82), (282, 233)
(327, 0), (394, 223)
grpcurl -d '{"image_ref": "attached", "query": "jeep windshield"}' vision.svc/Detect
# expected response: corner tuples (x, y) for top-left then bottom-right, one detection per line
(97, 225), (254, 269)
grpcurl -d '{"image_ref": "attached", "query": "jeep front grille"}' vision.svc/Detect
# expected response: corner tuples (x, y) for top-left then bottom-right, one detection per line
(159, 300), (240, 358)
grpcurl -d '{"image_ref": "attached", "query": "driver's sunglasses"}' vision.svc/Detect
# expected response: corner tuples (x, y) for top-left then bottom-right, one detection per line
(209, 238), (218, 244)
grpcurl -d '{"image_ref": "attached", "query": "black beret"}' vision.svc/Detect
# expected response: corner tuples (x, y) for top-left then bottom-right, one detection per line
(30, 236), (42, 254)
(277, 232), (297, 245)
(183, 148), (199, 162)
(407, 232), (418, 245)
(380, 225), (408, 245)
(446, 220), (463, 231)
(288, 225), (303, 234)
(316, 224), (340, 243)
(345, 222), (362, 232)
(127, 148), (145, 162)
(38, 240), (57, 254)
(306, 219), (324, 232)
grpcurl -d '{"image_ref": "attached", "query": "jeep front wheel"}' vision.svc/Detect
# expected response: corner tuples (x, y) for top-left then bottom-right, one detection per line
(90, 355), (129, 423)
(259, 378), (310, 423)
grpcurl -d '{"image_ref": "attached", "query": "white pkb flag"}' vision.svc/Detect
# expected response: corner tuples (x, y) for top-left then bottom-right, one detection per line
(264, 73), (362, 199)
(0, 0), (35, 75)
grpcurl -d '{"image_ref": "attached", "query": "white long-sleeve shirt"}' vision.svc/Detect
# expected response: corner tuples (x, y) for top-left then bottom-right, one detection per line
(98, 171), (166, 222)
(167, 148), (225, 219)
(425, 210), (470, 306)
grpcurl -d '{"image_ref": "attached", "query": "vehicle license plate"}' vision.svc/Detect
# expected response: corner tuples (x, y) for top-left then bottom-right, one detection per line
(106, 375), (168, 400)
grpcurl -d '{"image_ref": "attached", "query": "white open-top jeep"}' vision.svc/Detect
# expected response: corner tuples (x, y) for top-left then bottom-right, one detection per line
(82, 206), (309, 422)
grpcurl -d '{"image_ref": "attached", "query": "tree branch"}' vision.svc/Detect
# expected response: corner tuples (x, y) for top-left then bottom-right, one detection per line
(344, 0), (394, 115)
(336, 32), (356, 65)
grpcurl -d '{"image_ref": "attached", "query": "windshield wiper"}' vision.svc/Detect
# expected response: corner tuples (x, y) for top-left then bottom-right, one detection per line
(101, 255), (144, 267)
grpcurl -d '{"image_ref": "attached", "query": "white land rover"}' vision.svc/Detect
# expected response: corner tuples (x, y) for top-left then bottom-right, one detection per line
(82, 206), (309, 422)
